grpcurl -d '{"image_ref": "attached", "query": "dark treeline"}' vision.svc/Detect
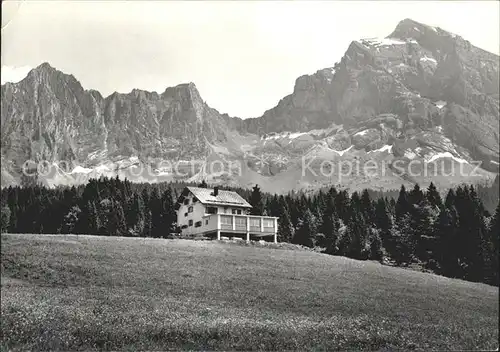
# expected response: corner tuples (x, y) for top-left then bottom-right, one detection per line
(0, 176), (498, 286)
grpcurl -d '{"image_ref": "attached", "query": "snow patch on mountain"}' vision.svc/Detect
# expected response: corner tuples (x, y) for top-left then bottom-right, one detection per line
(427, 152), (468, 164)
(71, 166), (93, 174)
(333, 145), (353, 156)
(369, 144), (393, 154)
(434, 101), (447, 109)
(95, 164), (111, 172)
(262, 131), (307, 141)
(359, 37), (406, 47)
(404, 149), (418, 159)
(354, 129), (369, 136)
(420, 56), (437, 64)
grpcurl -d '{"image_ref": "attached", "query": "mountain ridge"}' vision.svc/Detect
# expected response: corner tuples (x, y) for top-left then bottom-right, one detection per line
(1, 18), (498, 192)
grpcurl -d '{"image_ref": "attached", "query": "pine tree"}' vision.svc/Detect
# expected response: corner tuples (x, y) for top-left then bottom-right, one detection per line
(62, 205), (81, 234)
(464, 185), (488, 281)
(345, 210), (369, 260)
(433, 207), (459, 276)
(249, 184), (265, 215)
(107, 200), (127, 236)
(408, 183), (424, 206)
(292, 209), (317, 248)
(277, 199), (294, 243)
(143, 209), (153, 237)
(350, 191), (362, 216)
(391, 213), (415, 265)
(361, 189), (376, 226)
(162, 187), (177, 236)
(88, 201), (101, 235)
(334, 190), (350, 223)
(149, 188), (163, 238)
(374, 198), (393, 255)
(395, 185), (410, 221)
(1, 205), (11, 233)
(485, 202), (499, 285)
(426, 182), (443, 209)
(321, 197), (340, 251)
(367, 228), (383, 261)
(410, 197), (434, 261)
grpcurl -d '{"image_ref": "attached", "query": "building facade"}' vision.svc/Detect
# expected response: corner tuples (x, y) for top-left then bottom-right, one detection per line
(175, 186), (278, 242)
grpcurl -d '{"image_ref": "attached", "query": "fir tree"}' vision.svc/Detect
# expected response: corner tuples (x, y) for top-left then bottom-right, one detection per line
(62, 205), (81, 234)
(162, 187), (177, 236)
(426, 182), (443, 209)
(321, 197), (340, 251)
(249, 184), (265, 215)
(292, 209), (317, 248)
(374, 198), (393, 255)
(149, 188), (163, 238)
(367, 228), (383, 261)
(391, 213), (415, 265)
(334, 190), (350, 223)
(433, 207), (459, 276)
(361, 189), (376, 226)
(1, 205), (11, 233)
(277, 199), (294, 243)
(395, 185), (410, 221)
(485, 202), (499, 285)
(88, 201), (101, 235)
(107, 200), (127, 236)
(345, 210), (368, 260)
(408, 183), (424, 206)
(143, 209), (153, 237)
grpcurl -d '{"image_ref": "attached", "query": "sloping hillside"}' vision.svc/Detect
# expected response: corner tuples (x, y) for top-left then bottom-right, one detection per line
(1, 234), (498, 350)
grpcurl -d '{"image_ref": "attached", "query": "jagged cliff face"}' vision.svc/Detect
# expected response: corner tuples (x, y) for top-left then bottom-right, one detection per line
(1, 64), (236, 186)
(239, 19), (499, 162)
(1, 19), (498, 192)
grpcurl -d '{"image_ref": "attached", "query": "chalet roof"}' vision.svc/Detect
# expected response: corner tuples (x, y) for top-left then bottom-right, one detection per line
(176, 186), (252, 209)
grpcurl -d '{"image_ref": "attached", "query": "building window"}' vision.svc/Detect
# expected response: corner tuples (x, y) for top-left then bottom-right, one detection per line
(195, 221), (202, 228)
(232, 209), (242, 214)
(207, 206), (218, 214)
(189, 220), (193, 226)
(184, 212), (188, 217)
(220, 215), (232, 225)
(188, 206), (193, 213)
(205, 220), (209, 225)
(263, 219), (274, 228)
(181, 225), (188, 229)
(250, 218), (261, 227)
(193, 197), (198, 203)
(235, 217), (246, 226)
(184, 199), (190, 205)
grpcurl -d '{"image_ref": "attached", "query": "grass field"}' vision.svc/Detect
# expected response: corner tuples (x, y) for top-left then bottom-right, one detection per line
(1, 234), (498, 351)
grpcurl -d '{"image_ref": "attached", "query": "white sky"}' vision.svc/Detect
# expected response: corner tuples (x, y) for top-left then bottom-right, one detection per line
(1, 1), (499, 118)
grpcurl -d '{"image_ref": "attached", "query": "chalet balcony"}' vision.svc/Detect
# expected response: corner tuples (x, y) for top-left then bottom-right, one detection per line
(201, 213), (278, 242)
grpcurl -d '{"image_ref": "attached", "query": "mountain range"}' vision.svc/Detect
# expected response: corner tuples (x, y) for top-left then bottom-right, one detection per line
(1, 18), (499, 193)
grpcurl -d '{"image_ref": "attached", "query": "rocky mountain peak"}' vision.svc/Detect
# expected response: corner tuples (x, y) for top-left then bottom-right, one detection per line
(1, 19), (498, 191)
(390, 18), (443, 39)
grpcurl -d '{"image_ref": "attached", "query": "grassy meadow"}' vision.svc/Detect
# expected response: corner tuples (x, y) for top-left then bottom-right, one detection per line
(1, 233), (498, 351)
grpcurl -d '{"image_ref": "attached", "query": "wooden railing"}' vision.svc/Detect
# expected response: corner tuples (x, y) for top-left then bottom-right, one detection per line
(218, 214), (276, 233)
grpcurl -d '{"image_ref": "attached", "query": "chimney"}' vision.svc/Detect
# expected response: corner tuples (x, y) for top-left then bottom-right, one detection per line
(213, 186), (219, 197)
